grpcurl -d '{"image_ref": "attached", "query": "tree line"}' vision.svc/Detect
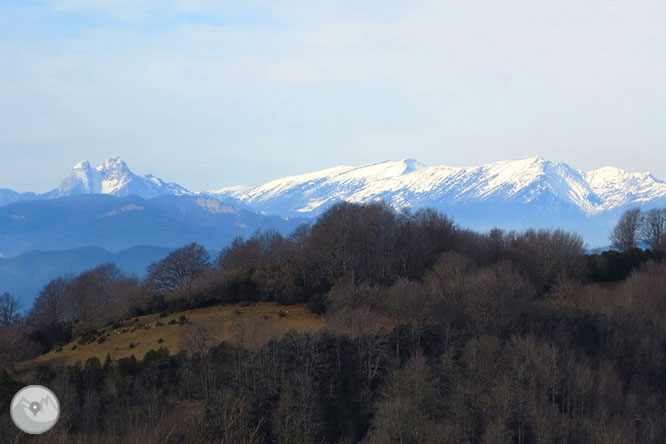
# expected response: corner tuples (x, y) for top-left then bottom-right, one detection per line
(1, 202), (664, 363)
(610, 207), (666, 252)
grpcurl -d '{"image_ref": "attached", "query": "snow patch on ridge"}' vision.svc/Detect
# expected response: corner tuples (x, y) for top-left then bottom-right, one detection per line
(101, 203), (145, 218)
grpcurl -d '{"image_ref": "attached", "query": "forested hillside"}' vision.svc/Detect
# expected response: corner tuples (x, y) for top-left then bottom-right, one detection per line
(1, 202), (665, 443)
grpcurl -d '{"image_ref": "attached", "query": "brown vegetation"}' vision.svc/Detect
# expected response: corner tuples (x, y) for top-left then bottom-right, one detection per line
(2, 202), (666, 443)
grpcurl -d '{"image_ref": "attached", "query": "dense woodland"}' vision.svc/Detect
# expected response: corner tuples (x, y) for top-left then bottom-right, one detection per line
(1, 203), (666, 443)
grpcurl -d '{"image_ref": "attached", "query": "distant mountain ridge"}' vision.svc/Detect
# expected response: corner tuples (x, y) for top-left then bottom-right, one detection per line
(4, 156), (665, 217)
(0, 194), (299, 257)
(211, 156), (666, 218)
(208, 156), (666, 247)
(1, 156), (666, 251)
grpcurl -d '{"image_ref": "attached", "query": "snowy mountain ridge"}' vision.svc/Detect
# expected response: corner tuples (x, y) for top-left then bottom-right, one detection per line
(210, 156), (666, 217)
(1, 156), (665, 249)
(4, 156), (666, 232)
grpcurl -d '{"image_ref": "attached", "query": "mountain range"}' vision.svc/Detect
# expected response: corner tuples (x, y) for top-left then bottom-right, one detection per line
(211, 157), (666, 218)
(2, 156), (666, 306)
(7, 156), (666, 219)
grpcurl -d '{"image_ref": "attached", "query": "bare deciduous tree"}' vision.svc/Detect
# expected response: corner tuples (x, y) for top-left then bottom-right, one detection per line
(509, 229), (586, 291)
(180, 318), (220, 399)
(382, 279), (434, 358)
(146, 243), (210, 300)
(180, 318), (218, 358)
(364, 356), (441, 444)
(29, 277), (69, 327)
(64, 263), (129, 330)
(467, 261), (535, 334)
(0, 292), (20, 327)
(203, 389), (265, 444)
(610, 207), (642, 251)
(0, 324), (33, 370)
(640, 208), (666, 252)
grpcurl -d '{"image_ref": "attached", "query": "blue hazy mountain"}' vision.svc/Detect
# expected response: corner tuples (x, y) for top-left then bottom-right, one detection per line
(0, 245), (226, 308)
(0, 189), (37, 206)
(0, 193), (299, 257)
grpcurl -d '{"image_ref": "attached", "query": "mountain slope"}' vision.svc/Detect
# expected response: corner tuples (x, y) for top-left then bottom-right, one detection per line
(0, 189), (37, 208)
(0, 194), (300, 257)
(583, 167), (666, 210)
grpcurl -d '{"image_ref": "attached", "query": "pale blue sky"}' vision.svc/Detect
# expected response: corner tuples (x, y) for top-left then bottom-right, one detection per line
(2, 0), (666, 192)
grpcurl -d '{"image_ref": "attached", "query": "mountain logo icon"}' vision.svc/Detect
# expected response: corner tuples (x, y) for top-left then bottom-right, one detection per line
(10, 385), (60, 434)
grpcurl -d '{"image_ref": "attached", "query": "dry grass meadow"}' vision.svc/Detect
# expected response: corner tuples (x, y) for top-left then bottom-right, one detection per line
(17, 302), (325, 373)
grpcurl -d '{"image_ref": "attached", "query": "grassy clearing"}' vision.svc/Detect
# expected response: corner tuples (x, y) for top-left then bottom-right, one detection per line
(17, 302), (325, 372)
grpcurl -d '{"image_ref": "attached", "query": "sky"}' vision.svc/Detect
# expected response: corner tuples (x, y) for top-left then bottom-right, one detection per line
(1, 0), (666, 192)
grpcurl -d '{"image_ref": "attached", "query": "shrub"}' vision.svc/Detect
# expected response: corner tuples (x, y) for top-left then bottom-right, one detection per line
(78, 329), (100, 345)
(307, 292), (327, 315)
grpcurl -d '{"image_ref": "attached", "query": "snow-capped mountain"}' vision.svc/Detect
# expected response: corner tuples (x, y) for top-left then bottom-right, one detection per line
(582, 167), (666, 210)
(2, 155), (666, 249)
(45, 157), (192, 199)
(210, 156), (666, 218)
(18, 156), (666, 220)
